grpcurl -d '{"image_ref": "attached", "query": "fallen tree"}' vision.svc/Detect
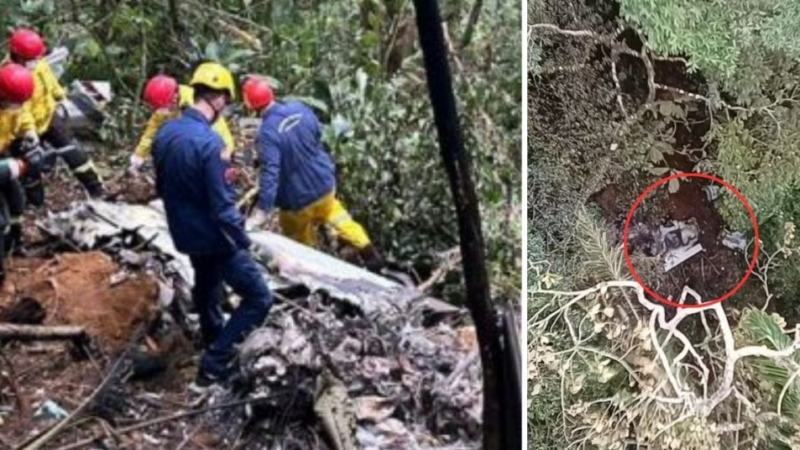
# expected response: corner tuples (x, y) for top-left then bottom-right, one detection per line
(530, 273), (800, 449)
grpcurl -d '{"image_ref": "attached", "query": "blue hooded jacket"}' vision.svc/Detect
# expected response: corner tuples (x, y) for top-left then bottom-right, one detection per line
(152, 108), (250, 255)
(256, 101), (336, 212)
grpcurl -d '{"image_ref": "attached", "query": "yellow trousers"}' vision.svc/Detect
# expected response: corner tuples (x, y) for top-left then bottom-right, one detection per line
(279, 191), (371, 250)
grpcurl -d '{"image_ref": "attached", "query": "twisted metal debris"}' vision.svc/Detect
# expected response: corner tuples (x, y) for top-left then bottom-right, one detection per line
(40, 201), (481, 449)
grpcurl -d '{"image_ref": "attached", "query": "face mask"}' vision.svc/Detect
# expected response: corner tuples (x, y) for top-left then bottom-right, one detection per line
(210, 97), (231, 123)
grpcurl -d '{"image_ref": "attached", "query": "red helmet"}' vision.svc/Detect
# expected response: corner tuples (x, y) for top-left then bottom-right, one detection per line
(243, 77), (274, 111)
(143, 75), (179, 110)
(0, 64), (35, 103)
(9, 29), (46, 60)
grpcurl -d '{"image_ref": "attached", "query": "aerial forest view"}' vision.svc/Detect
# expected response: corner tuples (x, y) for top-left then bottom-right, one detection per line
(0, 0), (522, 448)
(530, 0), (800, 448)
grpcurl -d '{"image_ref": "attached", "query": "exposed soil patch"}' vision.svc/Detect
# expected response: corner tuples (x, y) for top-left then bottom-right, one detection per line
(0, 252), (159, 352)
(106, 173), (158, 205)
(587, 183), (621, 221)
(590, 175), (747, 305)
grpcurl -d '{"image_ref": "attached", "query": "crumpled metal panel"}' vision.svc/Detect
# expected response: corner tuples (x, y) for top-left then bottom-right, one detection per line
(249, 232), (413, 314)
(44, 200), (195, 285)
(43, 201), (413, 314)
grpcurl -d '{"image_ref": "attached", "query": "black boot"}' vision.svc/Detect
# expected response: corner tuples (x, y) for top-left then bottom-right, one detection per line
(75, 169), (105, 199)
(24, 178), (45, 208)
(5, 223), (24, 256)
(359, 245), (385, 273)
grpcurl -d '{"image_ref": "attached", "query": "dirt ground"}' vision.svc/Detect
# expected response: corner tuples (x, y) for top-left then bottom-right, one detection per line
(0, 250), (204, 448)
(0, 163), (202, 448)
(1, 252), (159, 351)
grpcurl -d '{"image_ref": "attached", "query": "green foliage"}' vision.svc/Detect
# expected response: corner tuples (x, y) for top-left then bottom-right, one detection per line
(712, 110), (800, 244)
(619, 0), (800, 104)
(575, 208), (628, 282)
(740, 308), (800, 446)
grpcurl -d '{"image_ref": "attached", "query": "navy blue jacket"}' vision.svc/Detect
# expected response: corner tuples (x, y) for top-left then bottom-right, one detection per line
(256, 101), (336, 212)
(152, 109), (250, 255)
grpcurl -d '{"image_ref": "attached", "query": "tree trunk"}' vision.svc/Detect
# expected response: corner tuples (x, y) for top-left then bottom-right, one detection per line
(410, 0), (518, 448)
(168, 0), (183, 35)
(461, 0), (484, 49)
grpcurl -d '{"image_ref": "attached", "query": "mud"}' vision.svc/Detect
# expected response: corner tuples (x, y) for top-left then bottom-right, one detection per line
(0, 252), (159, 351)
(105, 174), (158, 205)
(654, 177), (745, 303)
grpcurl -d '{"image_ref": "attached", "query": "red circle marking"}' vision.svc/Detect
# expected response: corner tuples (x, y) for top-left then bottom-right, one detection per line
(622, 172), (759, 308)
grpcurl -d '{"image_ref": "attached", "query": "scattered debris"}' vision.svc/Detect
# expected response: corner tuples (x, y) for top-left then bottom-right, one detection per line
(702, 185), (721, 202)
(45, 200), (432, 315)
(664, 242), (704, 272)
(33, 399), (69, 421)
(224, 292), (481, 448)
(315, 370), (357, 450)
(355, 396), (396, 423)
(660, 219), (703, 271)
(722, 231), (747, 252)
(628, 218), (705, 271)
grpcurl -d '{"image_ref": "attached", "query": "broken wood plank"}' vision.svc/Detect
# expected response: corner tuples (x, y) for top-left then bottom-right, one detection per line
(0, 324), (86, 342)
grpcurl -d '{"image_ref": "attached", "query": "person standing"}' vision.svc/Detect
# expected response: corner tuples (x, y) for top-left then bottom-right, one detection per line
(152, 63), (272, 388)
(7, 28), (104, 201)
(130, 74), (236, 173)
(0, 63), (40, 281)
(241, 77), (384, 272)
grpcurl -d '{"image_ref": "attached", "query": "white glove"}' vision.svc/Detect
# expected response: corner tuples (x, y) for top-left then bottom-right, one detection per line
(23, 131), (39, 148)
(129, 154), (146, 174)
(246, 208), (272, 231)
(56, 102), (68, 119)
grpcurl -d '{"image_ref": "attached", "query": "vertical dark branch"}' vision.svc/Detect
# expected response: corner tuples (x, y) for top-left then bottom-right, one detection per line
(410, 1), (514, 449)
(168, 0), (183, 35)
(461, 0), (484, 49)
(69, 0), (80, 22)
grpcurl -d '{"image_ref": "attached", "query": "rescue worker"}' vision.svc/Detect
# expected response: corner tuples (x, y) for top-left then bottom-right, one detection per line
(7, 28), (104, 201)
(130, 74), (235, 172)
(241, 77), (384, 272)
(151, 63), (272, 388)
(0, 63), (42, 282)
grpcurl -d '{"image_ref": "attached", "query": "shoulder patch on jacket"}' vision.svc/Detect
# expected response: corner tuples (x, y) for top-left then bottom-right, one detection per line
(278, 113), (303, 134)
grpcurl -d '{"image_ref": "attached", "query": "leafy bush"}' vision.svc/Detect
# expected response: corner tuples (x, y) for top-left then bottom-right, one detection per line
(711, 111), (800, 241)
(620, 0), (800, 104)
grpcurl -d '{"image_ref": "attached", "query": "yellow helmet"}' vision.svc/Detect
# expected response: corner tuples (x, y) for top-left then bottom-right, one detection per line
(190, 62), (236, 100)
